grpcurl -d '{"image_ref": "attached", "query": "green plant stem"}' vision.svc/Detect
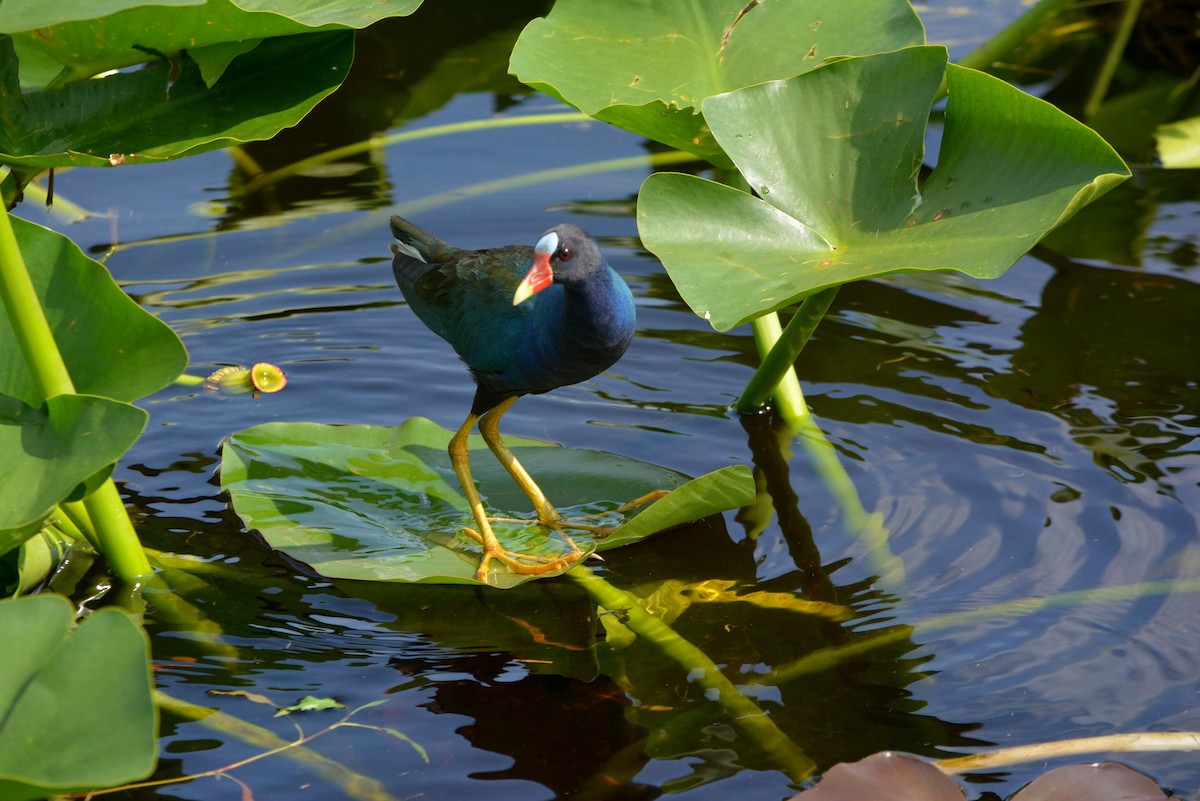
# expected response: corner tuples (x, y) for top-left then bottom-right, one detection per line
(395, 151), (696, 219)
(84, 480), (152, 580)
(0, 205), (152, 580)
(569, 567), (816, 782)
(60, 499), (95, 538)
(757, 577), (1200, 686)
(937, 731), (1200, 773)
(234, 112), (592, 197)
(737, 288), (838, 416)
(0, 206), (76, 399)
(746, 314), (807, 424)
(1083, 0), (1145, 119)
(955, 0), (1073, 74)
(53, 504), (97, 550)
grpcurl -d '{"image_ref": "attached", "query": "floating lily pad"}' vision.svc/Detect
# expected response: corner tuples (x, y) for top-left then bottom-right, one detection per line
(637, 46), (1131, 332)
(220, 418), (753, 589)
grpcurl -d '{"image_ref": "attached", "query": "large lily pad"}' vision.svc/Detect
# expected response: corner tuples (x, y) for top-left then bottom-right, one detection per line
(637, 46), (1131, 332)
(509, 0), (923, 162)
(0, 393), (146, 555)
(0, 594), (156, 801)
(0, 217), (186, 404)
(220, 418), (754, 589)
(2, 0), (420, 81)
(0, 31), (353, 169)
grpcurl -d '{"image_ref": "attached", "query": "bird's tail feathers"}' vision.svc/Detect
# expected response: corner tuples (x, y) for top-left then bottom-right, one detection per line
(390, 215), (453, 264)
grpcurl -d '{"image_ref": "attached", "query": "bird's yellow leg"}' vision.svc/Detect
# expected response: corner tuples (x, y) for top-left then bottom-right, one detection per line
(449, 411), (580, 582)
(478, 397), (562, 525)
(477, 399), (670, 535)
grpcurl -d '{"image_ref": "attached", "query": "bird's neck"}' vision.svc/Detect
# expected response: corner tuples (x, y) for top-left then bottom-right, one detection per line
(560, 269), (634, 352)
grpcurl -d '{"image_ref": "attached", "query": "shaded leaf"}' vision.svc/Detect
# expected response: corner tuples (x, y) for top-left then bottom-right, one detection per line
(0, 217), (186, 404)
(0, 31), (353, 169)
(638, 47), (1130, 331)
(0, 393), (146, 554)
(0, 594), (156, 800)
(219, 417), (754, 588)
(4, 0), (420, 80)
(509, 0), (923, 161)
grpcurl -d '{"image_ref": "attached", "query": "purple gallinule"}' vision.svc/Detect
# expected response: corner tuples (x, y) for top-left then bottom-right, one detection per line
(390, 216), (636, 583)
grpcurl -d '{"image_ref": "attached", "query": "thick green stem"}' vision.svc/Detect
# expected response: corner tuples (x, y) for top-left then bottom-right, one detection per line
(737, 288), (839, 416)
(570, 567), (816, 782)
(53, 504), (98, 550)
(0, 205), (151, 580)
(747, 314), (808, 424)
(0, 207), (76, 399)
(1083, 0), (1145, 119)
(84, 480), (152, 579)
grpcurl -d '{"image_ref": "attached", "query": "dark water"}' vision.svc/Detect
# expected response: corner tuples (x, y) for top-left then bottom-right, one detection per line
(18, 3), (1200, 800)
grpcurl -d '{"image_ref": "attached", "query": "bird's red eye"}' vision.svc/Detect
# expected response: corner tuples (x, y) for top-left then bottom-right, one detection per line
(558, 245), (572, 262)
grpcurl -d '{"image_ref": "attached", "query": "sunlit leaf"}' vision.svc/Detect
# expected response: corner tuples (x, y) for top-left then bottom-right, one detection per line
(638, 47), (1130, 331)
(0, 393), (146, 555)
(0, 217), (186, 404)
(220, 418), (754, 589)
(1157, 115), (1200, 168)
(509, 0), (923, 161)
(0, 594), (156, 800)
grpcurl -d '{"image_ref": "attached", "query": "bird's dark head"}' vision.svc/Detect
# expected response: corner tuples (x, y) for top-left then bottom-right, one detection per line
(512, 224), (604, 306)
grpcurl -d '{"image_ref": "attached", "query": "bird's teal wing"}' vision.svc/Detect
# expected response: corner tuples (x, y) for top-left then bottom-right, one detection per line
(397, 245), (537, 375)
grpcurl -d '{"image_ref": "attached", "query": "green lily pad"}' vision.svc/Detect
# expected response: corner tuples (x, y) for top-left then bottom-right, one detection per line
(220, 418), (754, 589)
(3, 0), (420, 81)
(0, 217), (186, 405)
(0, 594), (156, 800)
(509, 0), (923, 162)
(637, 47), (1131, 332)
(0, 393), (146, 555)
(0, 30), (353, 169)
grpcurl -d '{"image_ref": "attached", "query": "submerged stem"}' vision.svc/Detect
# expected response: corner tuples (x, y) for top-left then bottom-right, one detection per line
(233, 112), (592, 198)
(570, 567), (816, 782)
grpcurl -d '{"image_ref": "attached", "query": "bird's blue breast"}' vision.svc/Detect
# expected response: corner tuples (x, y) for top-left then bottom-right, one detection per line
(481, 266), (635, 398)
